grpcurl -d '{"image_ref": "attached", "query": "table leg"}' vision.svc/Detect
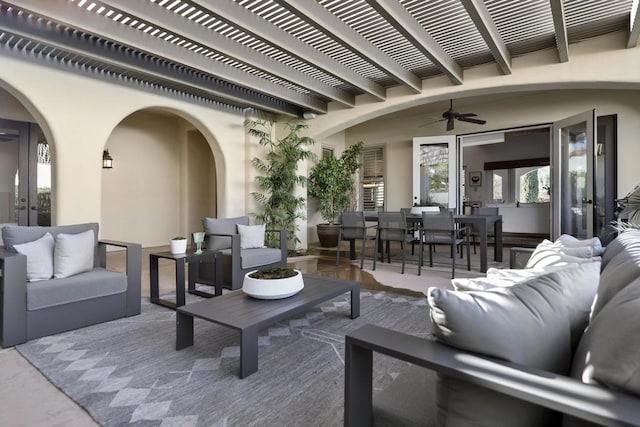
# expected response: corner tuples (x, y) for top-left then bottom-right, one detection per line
(479, 221), (488, 273)
(175, 258), (186, 307)
(176, 312), (194, 350)
(350, 285), (360, 319)
(240, 327), (259, 378)
(349, 240), (356, 260)
(344, 336), (373, 427)
(495, 219), (503, 262)
(150, 255), (159, 304)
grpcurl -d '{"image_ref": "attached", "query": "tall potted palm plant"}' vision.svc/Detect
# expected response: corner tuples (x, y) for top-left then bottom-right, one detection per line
(308, 141), (364, 247)
(246, 118), (315, 247)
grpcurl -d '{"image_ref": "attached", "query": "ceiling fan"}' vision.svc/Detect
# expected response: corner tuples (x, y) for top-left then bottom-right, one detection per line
(420, 99), (487, 131)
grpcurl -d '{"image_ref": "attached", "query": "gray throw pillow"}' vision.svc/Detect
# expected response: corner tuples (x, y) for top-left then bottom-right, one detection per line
(600, 230), (640, 269)
(591, 244), (640, 319)
(53, 230), (95, 279)
(237, 223), (265, 249)
(571, 276), (640, 396)
(428, 271), (572, 427)
(456, 262), (600, 350)
(13, 232), (55, 281)
(203, 216), (250, 251)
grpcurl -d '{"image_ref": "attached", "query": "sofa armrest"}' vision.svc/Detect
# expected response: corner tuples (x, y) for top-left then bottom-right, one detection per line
(0, 247), (27, 347)
(345, 324), (640, 427)
(509, 246), (535, 268)
(98, 240), (142, 316)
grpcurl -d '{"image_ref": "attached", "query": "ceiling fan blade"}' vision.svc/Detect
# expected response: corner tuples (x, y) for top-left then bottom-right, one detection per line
(456, 112), (478, 118)
(457, 117), (486, 125)
(418, 118), (445, 128)
(446, 118), (454, 131)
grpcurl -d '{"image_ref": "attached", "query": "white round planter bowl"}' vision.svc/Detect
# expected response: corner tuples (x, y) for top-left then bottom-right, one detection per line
(242, 269), (304, 300)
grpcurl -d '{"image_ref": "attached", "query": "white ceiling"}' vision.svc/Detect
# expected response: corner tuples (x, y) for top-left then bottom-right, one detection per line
(0, 0), (637, 118)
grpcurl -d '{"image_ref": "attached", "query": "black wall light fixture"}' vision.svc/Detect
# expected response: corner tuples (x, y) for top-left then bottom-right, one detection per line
(102, 150), (113, 169)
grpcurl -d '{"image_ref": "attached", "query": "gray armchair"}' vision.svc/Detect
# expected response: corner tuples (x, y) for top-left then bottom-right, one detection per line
(189, 216), (287, 296)
(0, 223), (141, 347)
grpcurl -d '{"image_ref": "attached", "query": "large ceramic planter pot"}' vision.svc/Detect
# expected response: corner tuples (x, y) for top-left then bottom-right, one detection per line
(242, 269), (304, 299)
(317, 223), (341, 247)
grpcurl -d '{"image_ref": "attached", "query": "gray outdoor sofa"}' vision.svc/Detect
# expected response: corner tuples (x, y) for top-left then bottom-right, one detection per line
(345, 230), (640, 427)
(0, 223), (141, 347)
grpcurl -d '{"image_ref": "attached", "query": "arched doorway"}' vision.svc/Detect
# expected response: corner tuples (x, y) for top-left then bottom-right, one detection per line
(101, 109), (216, 248)
(0, 87), (51, 230)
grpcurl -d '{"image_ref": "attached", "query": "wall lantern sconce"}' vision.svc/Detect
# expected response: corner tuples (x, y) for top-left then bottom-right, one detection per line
(102, 150), (113, 169)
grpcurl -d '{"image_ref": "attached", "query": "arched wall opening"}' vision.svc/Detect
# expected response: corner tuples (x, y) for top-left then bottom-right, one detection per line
(0, 83), (56, 235)
(101, 109), (216, 248)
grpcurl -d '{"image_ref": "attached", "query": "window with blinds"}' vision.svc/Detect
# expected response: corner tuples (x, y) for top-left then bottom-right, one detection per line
(361, 146), (384, 212)
(322, 147), (334, 159)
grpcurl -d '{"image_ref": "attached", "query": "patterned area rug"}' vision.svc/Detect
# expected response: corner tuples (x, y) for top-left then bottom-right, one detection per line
(17, 289), (430, 426)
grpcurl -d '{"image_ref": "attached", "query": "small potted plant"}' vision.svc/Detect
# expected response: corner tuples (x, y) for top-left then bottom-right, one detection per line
(242, 267), (304, 299)
(170, 236), (187, 254)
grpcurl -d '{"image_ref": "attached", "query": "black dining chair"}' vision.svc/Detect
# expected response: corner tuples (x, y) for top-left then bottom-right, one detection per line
(470, 207), (499, 254)
(373, 211), (417, 274)
(336, 211), (376, 269)
(418, 211), (470, 278)
(401, 208), (419, 254)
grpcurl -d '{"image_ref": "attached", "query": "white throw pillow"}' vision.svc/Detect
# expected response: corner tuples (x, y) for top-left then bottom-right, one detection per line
(451, 276), (518, 291)
(53, 230), (95, 278)
(453, 266), (578, 291)
(237, 224), (265, 249)
(428, 274), (572, 427)
(525, 239), (600, 269)
(556, 234), (604, 256)
(13, 232), (55, 282)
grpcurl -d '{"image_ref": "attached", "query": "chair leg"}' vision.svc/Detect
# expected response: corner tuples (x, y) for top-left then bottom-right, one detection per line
(473, 236), (477, 254)
(429, 244), (434, 267)
(466, 240), (471, 271)
(336, 233), (342, 266)
(418, 236), (423, 276)
(360, 237), (366, 269)
(400, 241), (406, 274)
(386, 241), (391, 264)
(451, 244), (456, 279)
(373, 233), (379, 271)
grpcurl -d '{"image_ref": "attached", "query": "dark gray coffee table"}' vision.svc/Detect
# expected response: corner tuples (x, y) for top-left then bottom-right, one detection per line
(175, 274), (360, 378)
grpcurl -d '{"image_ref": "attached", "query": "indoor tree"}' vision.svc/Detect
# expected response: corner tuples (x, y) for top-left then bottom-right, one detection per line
(246, 118), (315, 247)
(308, 141), (364, 225)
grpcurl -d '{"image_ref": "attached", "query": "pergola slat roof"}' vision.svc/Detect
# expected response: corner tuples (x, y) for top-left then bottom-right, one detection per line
(0, 0), (635, 117)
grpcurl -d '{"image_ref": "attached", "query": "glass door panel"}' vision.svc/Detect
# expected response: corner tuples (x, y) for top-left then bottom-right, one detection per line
(413, 136), (457, 210)
(34, 128), (51, 226)
(552, 110), (596, 239)
(0, 119), (48, 227)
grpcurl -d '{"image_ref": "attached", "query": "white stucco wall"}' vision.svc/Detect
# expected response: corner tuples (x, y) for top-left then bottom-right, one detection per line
(0, 54), (247, 246)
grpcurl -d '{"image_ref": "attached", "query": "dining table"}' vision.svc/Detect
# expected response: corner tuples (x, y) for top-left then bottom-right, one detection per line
(364, 212), (502, 273)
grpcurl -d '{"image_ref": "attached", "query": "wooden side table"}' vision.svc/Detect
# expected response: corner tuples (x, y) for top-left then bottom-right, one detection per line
(149, 250), (216, 309)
